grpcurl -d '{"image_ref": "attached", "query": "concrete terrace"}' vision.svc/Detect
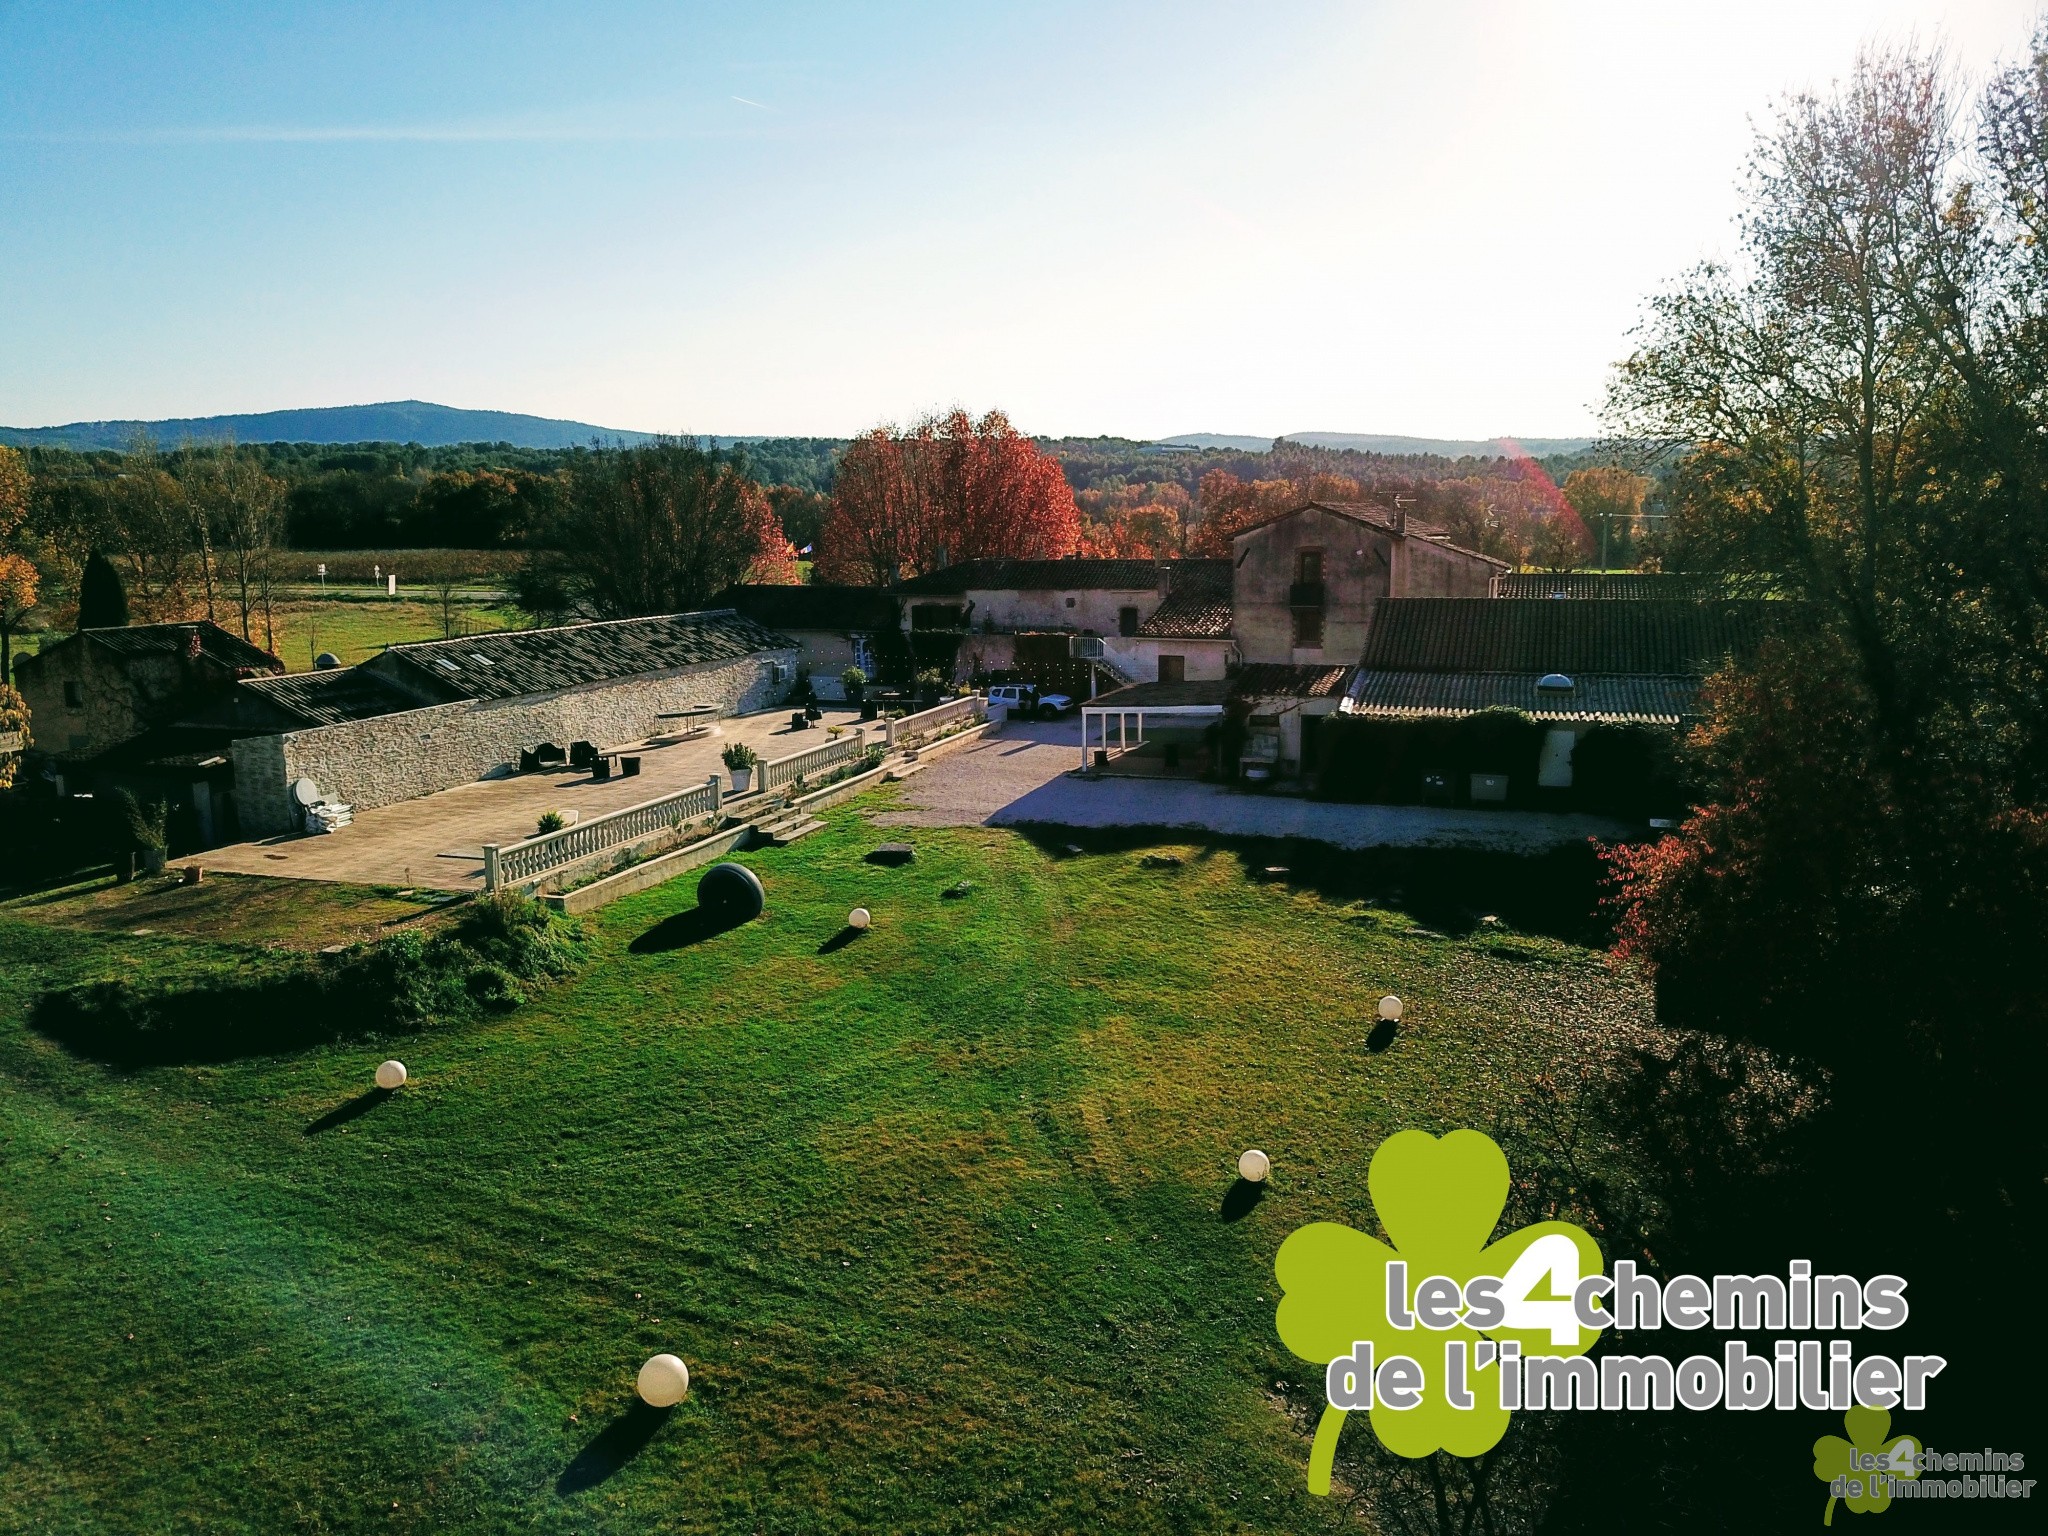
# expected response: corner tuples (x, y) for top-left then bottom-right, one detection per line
(200, 706), (864, 891)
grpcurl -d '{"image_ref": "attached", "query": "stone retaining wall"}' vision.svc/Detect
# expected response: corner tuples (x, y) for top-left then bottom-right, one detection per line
(232, 648), (795, 836)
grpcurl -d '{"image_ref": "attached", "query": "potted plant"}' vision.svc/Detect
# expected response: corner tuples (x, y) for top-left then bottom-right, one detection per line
(535, 810), (566, 835)
(914, 666), (944, 709)
(840, 666), (867, 705)
(722, 741), (760, 794)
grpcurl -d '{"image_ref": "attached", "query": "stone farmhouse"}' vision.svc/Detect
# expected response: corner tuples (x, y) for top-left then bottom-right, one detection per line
(13, 621), (283, 763)
(9, 610), (796, 846)
(221, 612), (795, 835)
(890, 557), (1237, 694)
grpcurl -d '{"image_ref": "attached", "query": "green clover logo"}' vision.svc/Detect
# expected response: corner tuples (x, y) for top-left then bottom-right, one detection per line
(1274, 1129), (1603, 1491)
(1812, 1404), (1918, 1524)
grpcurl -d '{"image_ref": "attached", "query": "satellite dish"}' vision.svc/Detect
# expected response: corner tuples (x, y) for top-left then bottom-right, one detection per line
(1536, 673), (1575, 693)
(290, 778), (322, 808)
(314, 651), (342, 670)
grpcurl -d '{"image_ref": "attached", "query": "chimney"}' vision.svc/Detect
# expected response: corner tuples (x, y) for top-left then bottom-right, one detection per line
(1394, 495), (1411, 538)
(1156, 559), (1173, 596)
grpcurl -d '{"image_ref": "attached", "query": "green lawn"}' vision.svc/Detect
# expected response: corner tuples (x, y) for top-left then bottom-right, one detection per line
(11, 598), (527, 673)
(0, 809), (1649, 1534)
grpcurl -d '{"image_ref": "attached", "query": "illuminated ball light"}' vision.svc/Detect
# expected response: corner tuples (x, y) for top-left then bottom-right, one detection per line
(637, 1353), (691, 1407)
(375, 1060), (408, 1090)
(1378, 995), (1404, 1023)
(1238, 1148), (1271, 1183)
(848, 907), (871, 930)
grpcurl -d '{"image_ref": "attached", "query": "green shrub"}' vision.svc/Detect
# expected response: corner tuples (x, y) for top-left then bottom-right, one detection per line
(31, 892), (589, 1065)
(722, 741), (759, 771)
(535, 809), (566, 835)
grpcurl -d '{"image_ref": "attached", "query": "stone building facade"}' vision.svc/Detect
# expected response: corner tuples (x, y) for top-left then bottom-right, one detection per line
(11, 621), (281, 761)
(1230, 502), (1505, 668)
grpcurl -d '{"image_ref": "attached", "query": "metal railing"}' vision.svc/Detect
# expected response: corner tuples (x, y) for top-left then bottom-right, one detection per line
(757, 727), (870, 795)
(890, 694), (986, 750)
(484, 775), (722, 891)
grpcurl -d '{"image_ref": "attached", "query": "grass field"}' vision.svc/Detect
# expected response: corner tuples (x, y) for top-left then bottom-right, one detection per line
(0, 808), (1651, 1534)
(264, 598), (528, 671)
(11, 597), (528, 673)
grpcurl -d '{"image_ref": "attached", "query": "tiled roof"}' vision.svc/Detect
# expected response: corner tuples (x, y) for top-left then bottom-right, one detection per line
(1135, 560), (1233, 637)
(716, 583), (901, 632)
(1359, 599), (1780, 675)
(1347, 671), (1701, 726)
(1229, 501), (1511, 569)
(237, 667), (432, 727)
(67, 621), (282, 674)
(1231, 663), (1356, 700)
(1491, 572), (1745, 600)
(368, 610), (792, 702)
(896, 558), (1171, 595)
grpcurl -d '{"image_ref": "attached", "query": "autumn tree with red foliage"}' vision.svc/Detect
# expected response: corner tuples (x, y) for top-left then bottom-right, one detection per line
(815, 410), (1078, 585)
(1075, 482), (1187, 558)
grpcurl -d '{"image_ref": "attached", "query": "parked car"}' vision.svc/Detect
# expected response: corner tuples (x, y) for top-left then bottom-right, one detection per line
(987, 683), (1076, 720)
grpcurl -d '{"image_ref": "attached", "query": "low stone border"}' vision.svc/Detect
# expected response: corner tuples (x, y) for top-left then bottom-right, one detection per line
(540, 822), (753, 916)
(539, 721), (1002, 914)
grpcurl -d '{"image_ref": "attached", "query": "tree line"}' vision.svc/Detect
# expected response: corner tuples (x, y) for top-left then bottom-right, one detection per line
(1352, 24), (2048, 1536)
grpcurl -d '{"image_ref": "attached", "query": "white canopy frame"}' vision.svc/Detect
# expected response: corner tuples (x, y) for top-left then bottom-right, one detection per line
(1078, 702), (1224, 771)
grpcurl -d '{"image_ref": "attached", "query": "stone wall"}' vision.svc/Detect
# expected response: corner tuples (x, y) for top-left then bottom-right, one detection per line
(231, 647), (795, 836)
(1099, 636), (1234, 685)
(1233, 506), (1397, 666)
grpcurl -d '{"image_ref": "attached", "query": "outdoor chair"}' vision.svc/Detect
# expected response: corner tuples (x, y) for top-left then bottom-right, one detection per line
(570, 740), (598, 770)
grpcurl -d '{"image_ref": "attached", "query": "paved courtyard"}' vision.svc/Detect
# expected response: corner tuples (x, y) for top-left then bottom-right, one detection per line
(202, 706), (864, 890)
(873, 717), (1638, 852)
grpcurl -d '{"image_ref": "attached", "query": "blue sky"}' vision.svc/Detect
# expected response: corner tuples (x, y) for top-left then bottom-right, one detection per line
(2, 1), (2041, 439)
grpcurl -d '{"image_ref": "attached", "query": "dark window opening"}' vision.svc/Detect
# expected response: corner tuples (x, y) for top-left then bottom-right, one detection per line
(63, 681), (83, 709)
(1293, 607), (1324, 648)
(1118, 606), (1140, 637)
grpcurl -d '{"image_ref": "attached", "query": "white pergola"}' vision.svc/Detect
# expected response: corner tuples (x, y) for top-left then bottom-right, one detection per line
(1078, 701), (1224, 770)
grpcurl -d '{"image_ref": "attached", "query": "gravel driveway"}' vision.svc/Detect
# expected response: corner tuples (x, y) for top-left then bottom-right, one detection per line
(872, 717), (1638, 853)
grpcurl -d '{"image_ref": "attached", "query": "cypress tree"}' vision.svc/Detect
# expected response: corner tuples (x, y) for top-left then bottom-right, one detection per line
(78, 552), (129, 629)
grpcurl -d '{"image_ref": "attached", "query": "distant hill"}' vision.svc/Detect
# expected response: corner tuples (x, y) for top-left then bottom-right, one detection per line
(0, 400), (655, 451)
(1155, 430), (1601, 458)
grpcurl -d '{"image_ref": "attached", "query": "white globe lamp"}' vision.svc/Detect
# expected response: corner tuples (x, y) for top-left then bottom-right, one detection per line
(1238, 1148), (1271, 1183)
(637, 1353), (691, 1407)
(375, 1059), (408, 1090)
(1378, 995), (1404, 1023)
(848, 907), (872, 930)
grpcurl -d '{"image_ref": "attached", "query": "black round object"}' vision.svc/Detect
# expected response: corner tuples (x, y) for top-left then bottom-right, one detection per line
(696, 861), (764, 921)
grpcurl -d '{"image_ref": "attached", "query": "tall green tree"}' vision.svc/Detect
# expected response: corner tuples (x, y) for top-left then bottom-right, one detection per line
(1603, 36), (2048, 1060)
(77, 551), (130, 629)
(518, 439), (793, 621)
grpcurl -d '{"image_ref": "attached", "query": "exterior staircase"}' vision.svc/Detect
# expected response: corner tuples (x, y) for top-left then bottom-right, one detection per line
(749, 801), (827, 848)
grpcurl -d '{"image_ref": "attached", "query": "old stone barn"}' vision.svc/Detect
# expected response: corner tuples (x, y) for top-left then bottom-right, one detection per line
(12, 611), (796, 844)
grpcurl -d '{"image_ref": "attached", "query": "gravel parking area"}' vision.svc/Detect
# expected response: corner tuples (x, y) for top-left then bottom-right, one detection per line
(873, 717), (1637, 853)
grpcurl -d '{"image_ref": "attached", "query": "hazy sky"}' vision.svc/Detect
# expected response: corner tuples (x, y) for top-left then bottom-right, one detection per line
(2, 1), (2041, 439)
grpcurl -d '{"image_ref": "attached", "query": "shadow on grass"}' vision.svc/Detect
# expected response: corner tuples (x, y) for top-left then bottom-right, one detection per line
(1366, 1019), (1399, 1053)
(817, 926), (864, 954)
(1220, 1178), (1266, 1223)
(556, 1401), (672, 1494)
(628, 907), (747, 955)
(1008, 825), (1617, 945)
(304, 1087), (391, 1136)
